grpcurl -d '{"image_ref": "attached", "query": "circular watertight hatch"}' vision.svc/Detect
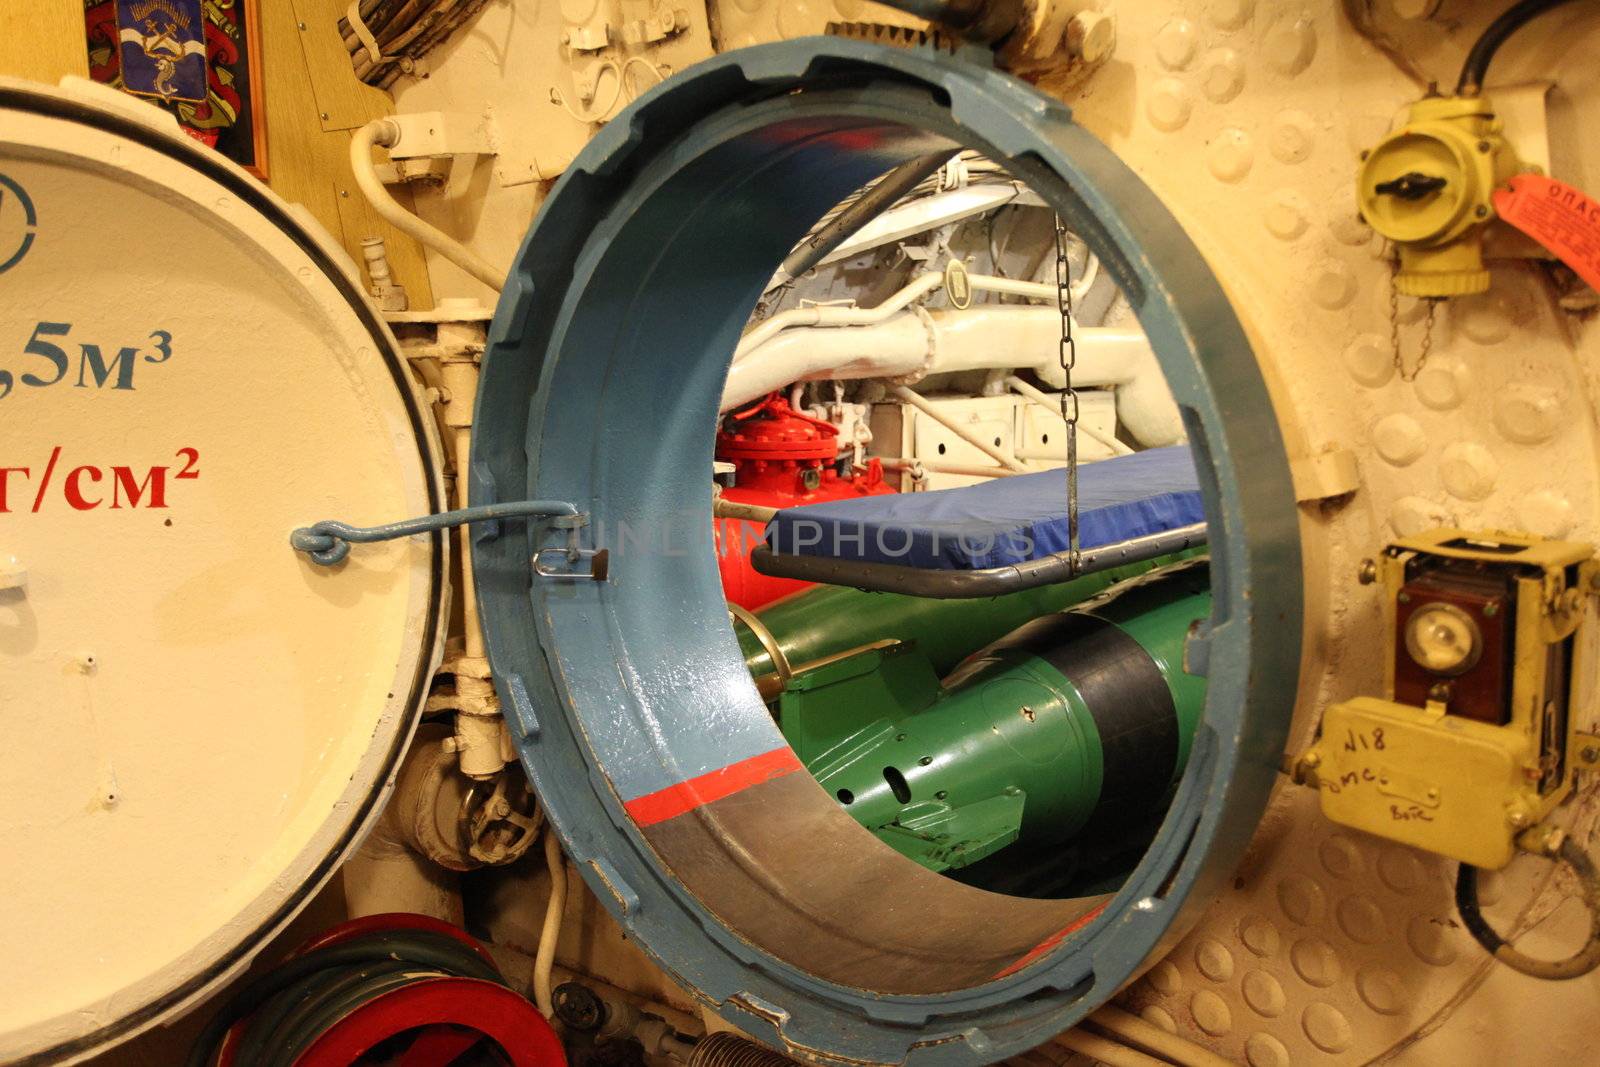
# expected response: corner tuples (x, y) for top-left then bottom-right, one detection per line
(0, 79), (443, 1063)
(475, 39), (1301, 1067)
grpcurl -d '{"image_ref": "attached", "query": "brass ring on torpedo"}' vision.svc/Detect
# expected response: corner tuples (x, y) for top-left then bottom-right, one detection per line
(729, 602), (793, 700)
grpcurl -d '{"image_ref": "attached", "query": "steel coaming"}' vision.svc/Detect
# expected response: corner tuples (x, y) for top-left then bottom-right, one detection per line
(473, 38), (1301, 1066)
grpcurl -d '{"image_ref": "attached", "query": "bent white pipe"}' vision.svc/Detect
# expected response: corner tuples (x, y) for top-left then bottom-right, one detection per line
(736, 273), (944, 359)
(351, 119), (506, 292)
(723, 305), (1183, 447)
(804, 182), (1023, 274)
(724, 315), (933, 407)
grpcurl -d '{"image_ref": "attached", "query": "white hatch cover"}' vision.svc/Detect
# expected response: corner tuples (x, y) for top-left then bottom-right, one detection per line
(0, 79), (445, 1062)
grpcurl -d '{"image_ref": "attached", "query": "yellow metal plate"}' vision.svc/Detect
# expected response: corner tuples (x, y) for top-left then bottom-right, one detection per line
(1310, 697), (1535, 869)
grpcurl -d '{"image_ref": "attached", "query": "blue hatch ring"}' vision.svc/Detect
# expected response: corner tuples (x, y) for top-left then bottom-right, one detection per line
(473, 38), (1300, 1066)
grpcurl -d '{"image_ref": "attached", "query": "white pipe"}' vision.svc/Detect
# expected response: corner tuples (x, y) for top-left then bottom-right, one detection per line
(714, 498), (779, 523)
(888, 385), (1028, 473)
(1088, 1006), (1237, 1067)
(738, 270), (1059, 362)
(879, 457), (1017, 479)
(533, 828), (567, 1017)
(724, 315), (933, 410)
(1007, 374), (1134, 456)
(737, 273), (944, 359)
(725, 306), (1141, 406)
(351, 119), (506, 292)
(805, 183), (1022, 273)
(1056, 1028), (1171, 1067)
(724, 304), (1185, 448)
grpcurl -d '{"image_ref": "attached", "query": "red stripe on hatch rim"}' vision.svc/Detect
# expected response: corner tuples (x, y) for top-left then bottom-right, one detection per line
(992, 903), (1110, 979)
(624, 747), (805, 828)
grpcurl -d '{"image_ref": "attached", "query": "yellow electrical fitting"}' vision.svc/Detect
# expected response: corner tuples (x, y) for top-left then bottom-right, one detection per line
(1296, 529), (1597, 869)
(1357, 93), (1520, 297)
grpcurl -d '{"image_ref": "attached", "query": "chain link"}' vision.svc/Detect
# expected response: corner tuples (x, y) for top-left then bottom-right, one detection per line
(1054, 215), (1080, 572)
(1388, 256), (1437, 383)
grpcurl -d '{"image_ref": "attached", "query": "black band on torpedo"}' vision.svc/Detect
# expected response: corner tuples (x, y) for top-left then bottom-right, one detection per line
(1002, 613), (1179, 822)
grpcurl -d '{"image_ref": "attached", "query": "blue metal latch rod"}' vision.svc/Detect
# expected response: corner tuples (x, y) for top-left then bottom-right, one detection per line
(291, 500), (584, 566)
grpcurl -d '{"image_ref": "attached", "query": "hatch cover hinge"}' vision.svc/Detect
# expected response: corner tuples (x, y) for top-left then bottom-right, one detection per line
(290, 501), (604, 582)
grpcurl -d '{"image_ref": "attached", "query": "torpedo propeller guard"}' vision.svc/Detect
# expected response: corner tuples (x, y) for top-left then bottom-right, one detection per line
(471, 38), (1302, 1066)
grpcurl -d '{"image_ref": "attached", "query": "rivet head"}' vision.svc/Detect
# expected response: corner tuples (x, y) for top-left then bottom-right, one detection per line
(1358, 559), (1377, 584)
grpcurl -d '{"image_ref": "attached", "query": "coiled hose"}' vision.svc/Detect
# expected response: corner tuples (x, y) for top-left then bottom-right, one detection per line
(186, 927), (512, 1067)
(1456, 836), (1600, 980)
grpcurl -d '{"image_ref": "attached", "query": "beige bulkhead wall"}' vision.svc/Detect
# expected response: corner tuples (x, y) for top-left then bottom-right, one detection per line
(384, 2), (1600, 1064)
(0, 0), (438, 308)
(0, 0), (89, 82)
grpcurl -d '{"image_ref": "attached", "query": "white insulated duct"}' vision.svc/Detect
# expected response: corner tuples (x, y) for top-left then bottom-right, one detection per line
(721, 305), (1185, 448)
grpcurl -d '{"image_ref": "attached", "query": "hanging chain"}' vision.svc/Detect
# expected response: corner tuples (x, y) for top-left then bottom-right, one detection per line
(1054, 215), (1080, 573)
(1388, 256), (1437, 382)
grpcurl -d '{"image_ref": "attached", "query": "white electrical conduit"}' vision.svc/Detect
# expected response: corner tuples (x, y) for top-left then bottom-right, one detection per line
(532, 828), (567, 1017)
(1007, 374), (1133, 457)
(888, 385), (1029, 473)
(350, 119), (506, 292)
(1087, 1006), (1238, 1067)
(1055, 1028), (1172, 1067)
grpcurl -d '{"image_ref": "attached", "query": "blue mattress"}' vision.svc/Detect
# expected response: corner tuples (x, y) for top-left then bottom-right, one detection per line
(765, 446), (1204, 571)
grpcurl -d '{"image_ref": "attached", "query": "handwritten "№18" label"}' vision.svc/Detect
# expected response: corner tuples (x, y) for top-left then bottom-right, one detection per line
(1493, 174), (1600, 293)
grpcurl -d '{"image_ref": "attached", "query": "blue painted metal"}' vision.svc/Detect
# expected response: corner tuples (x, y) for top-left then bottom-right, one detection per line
(290, 501), (581, 566)
(472, 37), (1301, 1066)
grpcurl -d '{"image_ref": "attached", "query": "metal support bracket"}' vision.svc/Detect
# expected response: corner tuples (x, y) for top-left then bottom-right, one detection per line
(750, 522), (1207, 599)
(291, 500), (595, 568)
(532, 513), (609, 582)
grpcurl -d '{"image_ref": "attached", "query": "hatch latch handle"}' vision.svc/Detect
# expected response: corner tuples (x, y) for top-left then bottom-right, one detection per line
(291, 500), (596, 571)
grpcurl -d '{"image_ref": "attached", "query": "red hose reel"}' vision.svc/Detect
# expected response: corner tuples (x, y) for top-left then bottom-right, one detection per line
(210, 914), (565, 1067)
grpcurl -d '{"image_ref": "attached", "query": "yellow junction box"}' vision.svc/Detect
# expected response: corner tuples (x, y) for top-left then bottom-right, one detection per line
(1304, 529), (1596, 870)
(1311, 696), (1541, 869)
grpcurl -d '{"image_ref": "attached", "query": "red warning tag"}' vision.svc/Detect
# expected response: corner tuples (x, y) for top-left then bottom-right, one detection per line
(1493, 174), (1600, 293)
